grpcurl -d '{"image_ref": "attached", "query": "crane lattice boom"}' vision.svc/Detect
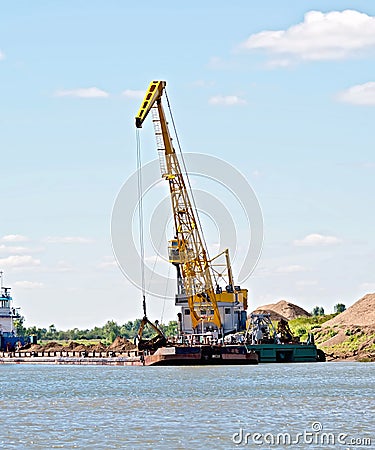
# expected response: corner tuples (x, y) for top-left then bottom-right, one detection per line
(135, 81), (248, 334)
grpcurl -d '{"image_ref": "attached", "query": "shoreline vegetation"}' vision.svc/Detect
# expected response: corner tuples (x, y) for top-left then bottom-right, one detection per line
(14, 318), (177, 346)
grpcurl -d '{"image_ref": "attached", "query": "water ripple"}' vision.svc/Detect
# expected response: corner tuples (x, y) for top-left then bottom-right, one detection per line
(0, 363), (374, 449)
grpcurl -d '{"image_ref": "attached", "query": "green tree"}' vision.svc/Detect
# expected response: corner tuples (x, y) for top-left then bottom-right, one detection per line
(13, 316), (26, 337)
(45, 324), (57, 339)
(25, 326), (47, 340)
(103, 320), (120, 343)
(334, 303), (346, 314)
(160, 321), (178, 337)
(312, 306), (325, 316)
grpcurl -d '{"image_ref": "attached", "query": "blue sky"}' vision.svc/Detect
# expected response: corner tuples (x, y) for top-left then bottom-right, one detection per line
(1, 1), (374, 329)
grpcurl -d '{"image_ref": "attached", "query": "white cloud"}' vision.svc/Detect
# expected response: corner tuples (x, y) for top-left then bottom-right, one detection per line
(43, 236), (93, 244)
(14, 281), (44, 289)
(1, 234), (29, 243)
(209, 95), (247, 106)
(239, 10), (375, 65)
(276, 264), (306, 273)
(337, 82), (375, 105)
(54, 87), (109, 98)
(0, 255), (40, 268)
(0, 243), (43, 255)
(294, 233), (342, 246)
(0, 245), (30, 255)
(0, 50), (5, 60)
(121, 89), (145, 99)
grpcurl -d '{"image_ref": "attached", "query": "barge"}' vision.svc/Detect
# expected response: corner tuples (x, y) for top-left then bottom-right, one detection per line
(1, 344), (258, 366)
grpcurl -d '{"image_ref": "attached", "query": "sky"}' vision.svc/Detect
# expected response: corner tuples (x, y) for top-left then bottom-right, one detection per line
(1, 1), (374, 329)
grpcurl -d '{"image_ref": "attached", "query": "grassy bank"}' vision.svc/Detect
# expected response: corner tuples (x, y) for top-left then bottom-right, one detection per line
(288, 315), (375, 361)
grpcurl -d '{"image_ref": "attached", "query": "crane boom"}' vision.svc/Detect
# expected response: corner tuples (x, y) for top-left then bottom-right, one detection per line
(135, 81), (222, 330)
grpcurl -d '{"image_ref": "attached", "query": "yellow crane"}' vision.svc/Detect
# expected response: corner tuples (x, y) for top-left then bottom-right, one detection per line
(135, 81), (248, 336)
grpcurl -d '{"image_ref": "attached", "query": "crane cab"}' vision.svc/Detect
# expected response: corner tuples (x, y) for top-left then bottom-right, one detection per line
(168, 239), (181, 264)
(175, 283), (248, 336)
(168, 239), (194, 264)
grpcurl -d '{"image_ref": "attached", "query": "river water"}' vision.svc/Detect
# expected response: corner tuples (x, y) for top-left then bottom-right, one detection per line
(0, 362), (373, 449)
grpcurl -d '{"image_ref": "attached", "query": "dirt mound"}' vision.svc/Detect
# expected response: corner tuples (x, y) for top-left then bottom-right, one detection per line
(23, 343), (43, 352)
(17, 338), (136, 354)
(323, 293), (375, 327)
(44, 341), (63, 350)
(108, 336), (136, 351)
(72, 344), (88, 352)
(89, 342), (108, 352)
(64, 341), (81, 350)
(252, 300), (311, 321)
(250, 309), (289, 322)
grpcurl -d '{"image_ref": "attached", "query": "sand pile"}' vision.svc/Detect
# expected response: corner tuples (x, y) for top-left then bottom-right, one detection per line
(44, 341), (63, 351)
(323, 293), (375, 327)
(108, 336), (136, 351)
(27, 344), (44, 351)
(250, 309), (289, 322)
(64, 341), (80, 350)
(17, 337), (136, 354)
(252, 300), (311, 321)
(72, 344), (88, 352)
(89, 342), (107, 352)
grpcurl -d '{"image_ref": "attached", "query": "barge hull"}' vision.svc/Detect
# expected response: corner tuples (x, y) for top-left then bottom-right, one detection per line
(144, 345), (259, 366)
(246, 343), (323, 363)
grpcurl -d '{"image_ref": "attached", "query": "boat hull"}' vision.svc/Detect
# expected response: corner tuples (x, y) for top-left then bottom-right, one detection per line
(144, 345), (259, 366)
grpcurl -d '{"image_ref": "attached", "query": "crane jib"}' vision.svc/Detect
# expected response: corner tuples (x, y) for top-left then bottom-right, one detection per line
(135, 81), (166, 128)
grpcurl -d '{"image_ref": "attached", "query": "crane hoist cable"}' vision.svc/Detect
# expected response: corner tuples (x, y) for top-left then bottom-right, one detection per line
(135, 128), (167, 349)
(136, 128), (147, 317)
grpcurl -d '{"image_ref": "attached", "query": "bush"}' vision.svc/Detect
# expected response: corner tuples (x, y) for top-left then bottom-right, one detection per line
(295, 326), (307, 337)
